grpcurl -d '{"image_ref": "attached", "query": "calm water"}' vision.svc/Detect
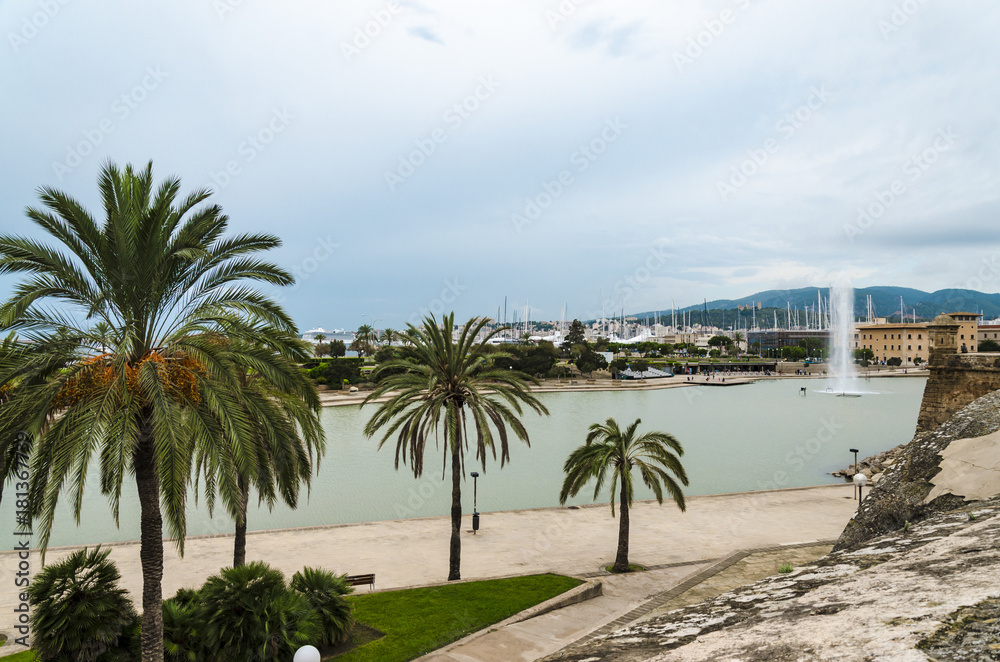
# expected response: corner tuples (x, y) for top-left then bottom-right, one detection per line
(1, 377), (926, 549)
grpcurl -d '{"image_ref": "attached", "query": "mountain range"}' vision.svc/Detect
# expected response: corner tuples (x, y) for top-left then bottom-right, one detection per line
(633, 287), (1000, 322)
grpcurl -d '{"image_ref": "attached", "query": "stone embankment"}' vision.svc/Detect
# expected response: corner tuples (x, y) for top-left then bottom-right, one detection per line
(831, 445), (907, 484)
(547, 499), (1000, 661)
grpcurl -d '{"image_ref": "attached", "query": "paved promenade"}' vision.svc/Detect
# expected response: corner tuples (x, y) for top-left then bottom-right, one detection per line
(1, 483), (859, 657)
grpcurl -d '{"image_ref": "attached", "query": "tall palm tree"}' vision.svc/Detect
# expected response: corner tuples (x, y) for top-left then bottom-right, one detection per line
(0, 161), (302, 662)
(192, 323), (324, 567)
(313, 332), (326, 357)
(363, 313), (548, 580)
(559, 417), (688, 573)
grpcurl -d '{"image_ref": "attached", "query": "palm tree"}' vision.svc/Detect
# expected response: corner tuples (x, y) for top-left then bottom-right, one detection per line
(313, 332), (326, 356)
(0, 161), (303, 662)
(351, 324), (376, 357)
(192, 324), (324, 567)
(559, 417), (688, 573)
(363, 313), (548, 580)
(380, 328), (396, 347)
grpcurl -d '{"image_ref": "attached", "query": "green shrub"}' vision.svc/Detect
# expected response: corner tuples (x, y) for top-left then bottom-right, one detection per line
(290, 567), (354, 645)
(307, 358), (362, 385)
(198, 562), (322, 662)
(163, 598), (200, 662)
(27, 547), (138, 662)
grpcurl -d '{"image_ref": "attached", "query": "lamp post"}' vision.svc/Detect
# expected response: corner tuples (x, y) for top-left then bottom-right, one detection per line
(849, 448), (859, 498)
(471, 471), (480, 534)
(853, 472), (867, 506)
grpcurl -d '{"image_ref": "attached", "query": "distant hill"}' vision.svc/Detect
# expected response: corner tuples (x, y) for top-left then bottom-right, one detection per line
(631, 287), (1000, 323)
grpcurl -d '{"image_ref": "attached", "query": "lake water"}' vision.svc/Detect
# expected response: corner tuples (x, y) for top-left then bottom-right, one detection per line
(1, 377), (926, 549)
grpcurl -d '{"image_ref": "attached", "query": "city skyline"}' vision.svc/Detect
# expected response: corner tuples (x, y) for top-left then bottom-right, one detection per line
(2, 1), (998, 331)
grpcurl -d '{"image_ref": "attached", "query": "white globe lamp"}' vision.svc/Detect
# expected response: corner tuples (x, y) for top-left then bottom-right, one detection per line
(294, 645), (321, 662)
(853, 472), (867, 504)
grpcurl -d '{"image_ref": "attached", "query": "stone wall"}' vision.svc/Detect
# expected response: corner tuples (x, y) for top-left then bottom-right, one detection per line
(916, 354), (1000, 432)
(915, 314), (1000, 433)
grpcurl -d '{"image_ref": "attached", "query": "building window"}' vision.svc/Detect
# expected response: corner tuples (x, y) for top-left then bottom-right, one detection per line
(961, 334), (965, 339)
(908, 345), (912, 350)
(918, 345), (922, 350)
(908, 334), (912, 339)
(918, 334), (922, 339)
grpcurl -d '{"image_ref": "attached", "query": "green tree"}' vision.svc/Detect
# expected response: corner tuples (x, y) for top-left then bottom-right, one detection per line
(363, 313), (548, 581)
(781, 346), (807, 360)
(853, 348), (875, 362)
(329, 339), (347, 357)
(575, 348), (607, 375)
(631, 359), (649, 373)
(559, 418), (688, 573)
(707, 335), (732, 349)
(979, 339), (1000, 352)
(312, 333), (326, 351)
(0, 161), (300, 662)
(799, 337), (826, 359)
(562, 319), (586, 350)
(351, 324), (377, 357)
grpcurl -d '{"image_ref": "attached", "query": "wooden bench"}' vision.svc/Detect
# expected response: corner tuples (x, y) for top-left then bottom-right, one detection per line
(346, 573), (375, 591)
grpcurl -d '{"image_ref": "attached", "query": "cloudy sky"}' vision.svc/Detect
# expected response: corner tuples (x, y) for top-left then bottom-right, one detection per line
(1, 0), (998, 331)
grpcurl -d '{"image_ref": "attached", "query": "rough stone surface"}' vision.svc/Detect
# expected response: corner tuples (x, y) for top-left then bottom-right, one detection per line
(835, 389), (1000, 552)
(917, 596), (1000, 661)
(916, 354), (1000, 433)
(546, 500), (1000, 661)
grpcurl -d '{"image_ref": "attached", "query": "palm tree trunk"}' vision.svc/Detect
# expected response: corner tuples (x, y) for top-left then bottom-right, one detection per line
(448, 437), (462, 581)
(613, 477), (630, 572)
(134, 417), (165, 662)
(233, 476), (249, 567)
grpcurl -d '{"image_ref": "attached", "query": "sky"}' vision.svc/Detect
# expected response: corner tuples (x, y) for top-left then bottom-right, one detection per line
(1, 0), (998, 332)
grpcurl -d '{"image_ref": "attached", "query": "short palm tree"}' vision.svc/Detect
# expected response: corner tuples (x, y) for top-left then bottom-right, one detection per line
(363, 313), (549, 580)
(381, 328), (397, 347)
(0, 161), (305, 662)
(559, 417), (688, 573)
(353, 323), (377, 357)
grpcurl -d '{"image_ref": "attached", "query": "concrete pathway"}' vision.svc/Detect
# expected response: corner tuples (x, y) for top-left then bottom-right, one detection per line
(0, 483), (860, 656)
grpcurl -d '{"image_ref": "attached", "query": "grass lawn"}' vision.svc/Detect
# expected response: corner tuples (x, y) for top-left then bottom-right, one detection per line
(0, 574), (582, 662)
(337, 573), (583, 662)
(0, 651), (36, 662)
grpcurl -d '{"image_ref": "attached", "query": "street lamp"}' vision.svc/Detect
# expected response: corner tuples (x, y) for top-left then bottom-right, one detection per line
(849, 448), (860, 498)
(471, 471), (480, 534)
(853, 472), (867, 505)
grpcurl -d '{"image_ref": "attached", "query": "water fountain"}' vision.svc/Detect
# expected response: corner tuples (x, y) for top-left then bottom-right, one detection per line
(826, 277), (863, 396)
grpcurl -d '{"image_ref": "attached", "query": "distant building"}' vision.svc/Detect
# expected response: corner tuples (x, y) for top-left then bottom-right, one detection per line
(853, 311), (983, 364)
(853, 322), (928, 365)
(947, 311), (981, 353)
(747, 329), (830, 356)
(978, 323), (1000, 345)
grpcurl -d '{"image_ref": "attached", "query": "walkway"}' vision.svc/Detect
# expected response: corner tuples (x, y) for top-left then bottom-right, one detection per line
(0, 484), (859, 656)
